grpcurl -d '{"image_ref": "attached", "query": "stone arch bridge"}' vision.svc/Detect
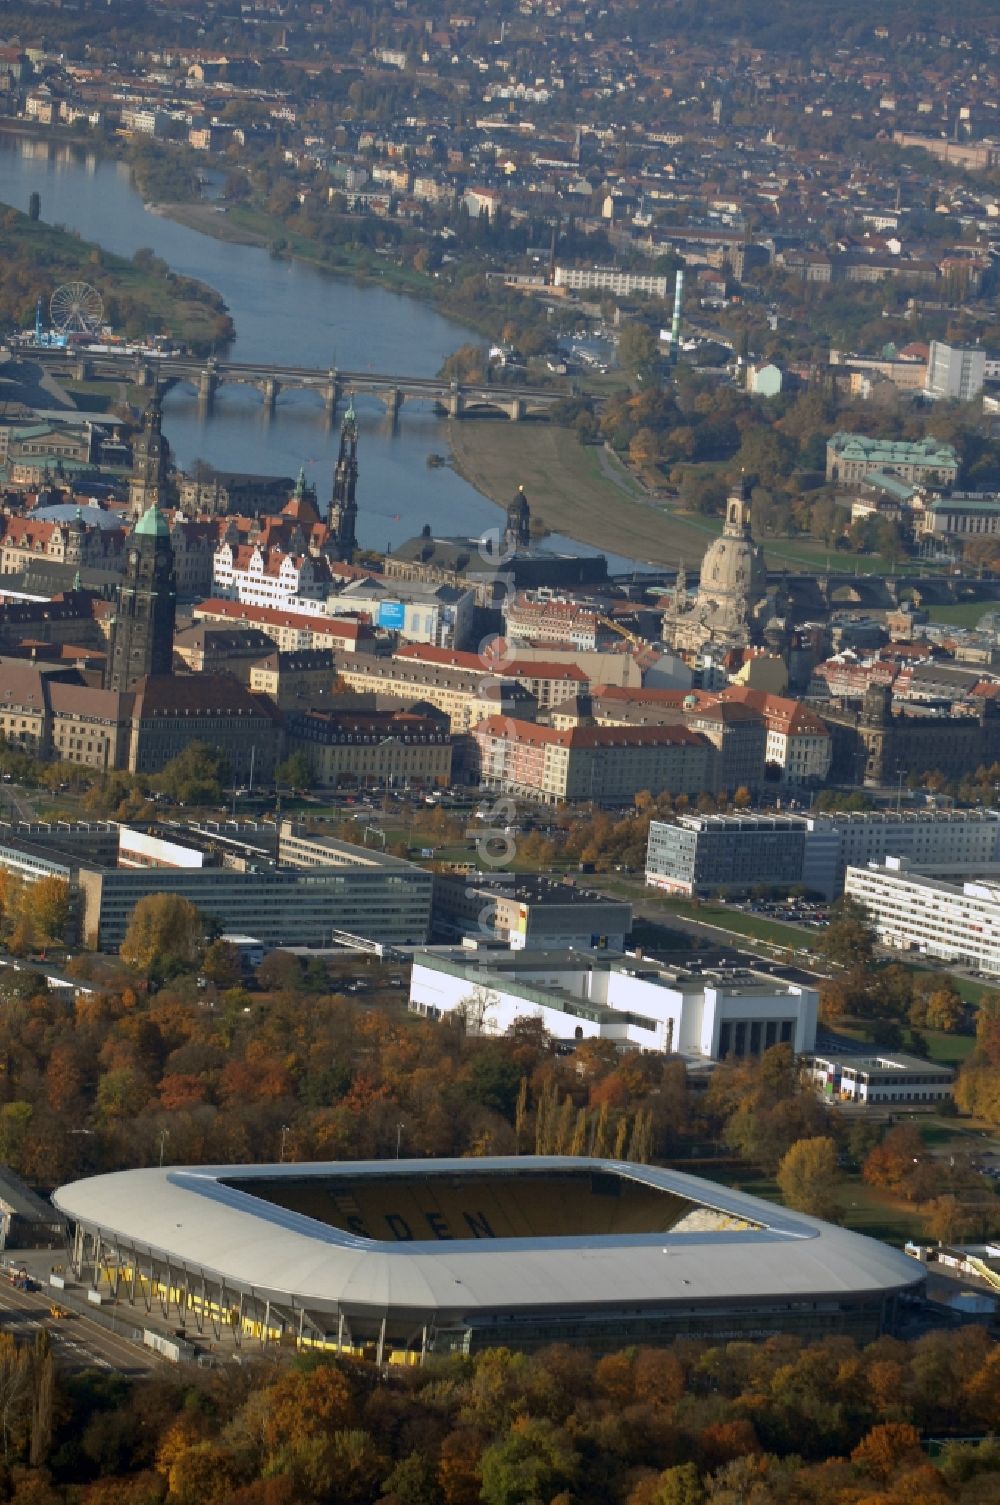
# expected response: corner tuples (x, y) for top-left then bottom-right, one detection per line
(32, 348), (567, 421)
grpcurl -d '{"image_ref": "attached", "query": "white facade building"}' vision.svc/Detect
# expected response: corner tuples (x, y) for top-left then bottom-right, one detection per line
(804, 808), (1000, 898)
(811, 1051), (954, 1107)
(409, 949), (818, 1061)
(212, 542), (333, 612)
(925, 340), (986, 402)
(845, 856), (1000, 975)
(554, 266), (669, 298)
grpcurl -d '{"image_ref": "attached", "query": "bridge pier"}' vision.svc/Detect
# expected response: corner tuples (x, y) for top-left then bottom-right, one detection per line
(384, 387), (402, 420)
(324, 372), (341, 419)
(507, 397), (525, 422)
(73, 358), (91, 383)
(198, 364), (218, 416)
(262, 376), (280, 413)
(447, 390), (464, 419)
(134, 359), (154, 389)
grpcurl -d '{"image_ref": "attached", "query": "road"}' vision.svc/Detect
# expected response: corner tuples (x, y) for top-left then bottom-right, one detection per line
(0, 1280), (163, 1375)
(0, 783), (35, 823)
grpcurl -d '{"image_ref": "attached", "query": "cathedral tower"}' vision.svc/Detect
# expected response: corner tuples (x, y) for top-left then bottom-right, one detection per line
(504, 484), (531, 553)
(328, 399), (359, 561)
(104, 504), (177, 692)
(129, 390), (171, 520)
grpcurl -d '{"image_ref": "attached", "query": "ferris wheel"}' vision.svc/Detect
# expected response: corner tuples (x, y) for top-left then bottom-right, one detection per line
(49, 281), (104, 336)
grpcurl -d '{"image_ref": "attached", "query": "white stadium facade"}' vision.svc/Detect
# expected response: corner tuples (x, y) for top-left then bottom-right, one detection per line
(52, 1157), (925, 1360)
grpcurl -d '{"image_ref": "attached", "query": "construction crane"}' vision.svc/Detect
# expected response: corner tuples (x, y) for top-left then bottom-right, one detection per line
(597, 614), (643, 649)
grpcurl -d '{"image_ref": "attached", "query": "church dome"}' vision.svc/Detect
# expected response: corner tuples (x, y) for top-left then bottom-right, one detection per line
(698, 531), (767, 601)
(697, 485), (766, 608)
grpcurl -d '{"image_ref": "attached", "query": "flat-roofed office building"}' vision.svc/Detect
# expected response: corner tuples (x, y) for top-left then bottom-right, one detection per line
(409, 949), (817, 1061)
(0, 820), (432, 951)
(845, 856), (1000, 975)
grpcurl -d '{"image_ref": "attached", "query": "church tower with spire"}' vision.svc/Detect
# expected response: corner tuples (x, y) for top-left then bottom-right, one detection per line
(129, 389), (171, 520)
(104, 503), (177, 692)
(328, 399), (359, 561)
(504, 484), (531, 553)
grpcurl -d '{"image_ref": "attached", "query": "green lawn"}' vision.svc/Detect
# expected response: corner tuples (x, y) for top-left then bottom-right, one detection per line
(831, 1016), (976, 1067)
(926, 599), (1000, 627)
(619, 884), (814, 949)
(836, 1178), (927, 1246)
(921, 1030), (978, 1065)
(696, 1159), (928, 1248)
(948, 974), (994, 1007)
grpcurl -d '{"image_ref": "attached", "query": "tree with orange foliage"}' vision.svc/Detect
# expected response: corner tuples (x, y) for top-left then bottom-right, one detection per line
(697, 1419), (761, 1474)
(861, 1125), (925, 1192)
(438, 1428), (484, 1505)
(44, 1045), (83, 1115)
(963, 1346), (1000, 1430)
(851, 1422), (923, 1485)
(261, 1364), (355, 1455)
(157, 1074), (208, 1112)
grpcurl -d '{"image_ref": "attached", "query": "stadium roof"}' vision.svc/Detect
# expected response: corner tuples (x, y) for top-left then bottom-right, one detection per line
(54, 1157), (921, 1322)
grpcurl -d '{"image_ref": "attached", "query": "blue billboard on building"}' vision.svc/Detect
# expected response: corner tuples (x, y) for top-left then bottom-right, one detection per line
(378, 600), (406, 630)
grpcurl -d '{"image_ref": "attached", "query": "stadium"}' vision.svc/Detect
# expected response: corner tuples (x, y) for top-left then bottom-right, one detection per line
(52, 1157), (925, 1360)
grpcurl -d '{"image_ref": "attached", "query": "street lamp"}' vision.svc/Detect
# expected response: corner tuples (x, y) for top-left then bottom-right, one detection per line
(280, 1124), (291, 1163)
(158, 1128), (170, 1168)
(395, 1121), (405, 1160)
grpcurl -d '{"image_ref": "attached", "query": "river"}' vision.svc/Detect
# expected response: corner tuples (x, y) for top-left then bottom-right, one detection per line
(0, 134), (635, 569)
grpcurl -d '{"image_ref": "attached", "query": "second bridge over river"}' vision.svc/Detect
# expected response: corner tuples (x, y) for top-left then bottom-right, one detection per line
(32, 347), (571, 421)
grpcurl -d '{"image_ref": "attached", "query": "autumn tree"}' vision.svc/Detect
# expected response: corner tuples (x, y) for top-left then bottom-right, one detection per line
(776, 1136), (842, 1221)
(120, 894), (207, 980)
(200, 939), (243, 989)
(862, 1124), (925, 1193)
(21, 877), (70, 946)
(617, 322), (661, 386)
(628, 1462), (704, 1505)
(818, 895), (875, 971)
(851, 1422), (923, 1484)
(479, 1416), (580, 1505)
(154, 741), (229, 805)
(918, 985), (964, 1034)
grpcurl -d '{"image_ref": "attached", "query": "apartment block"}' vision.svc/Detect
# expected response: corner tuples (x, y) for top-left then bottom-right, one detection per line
(844, 857), (1000, 976)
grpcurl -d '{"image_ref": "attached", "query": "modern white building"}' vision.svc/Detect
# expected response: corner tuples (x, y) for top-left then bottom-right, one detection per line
(409, 949), (818, 1061)
(844, 855), (1000, 975)
(925, 340), (986, 403)
(811, 1051), (954, 1107)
